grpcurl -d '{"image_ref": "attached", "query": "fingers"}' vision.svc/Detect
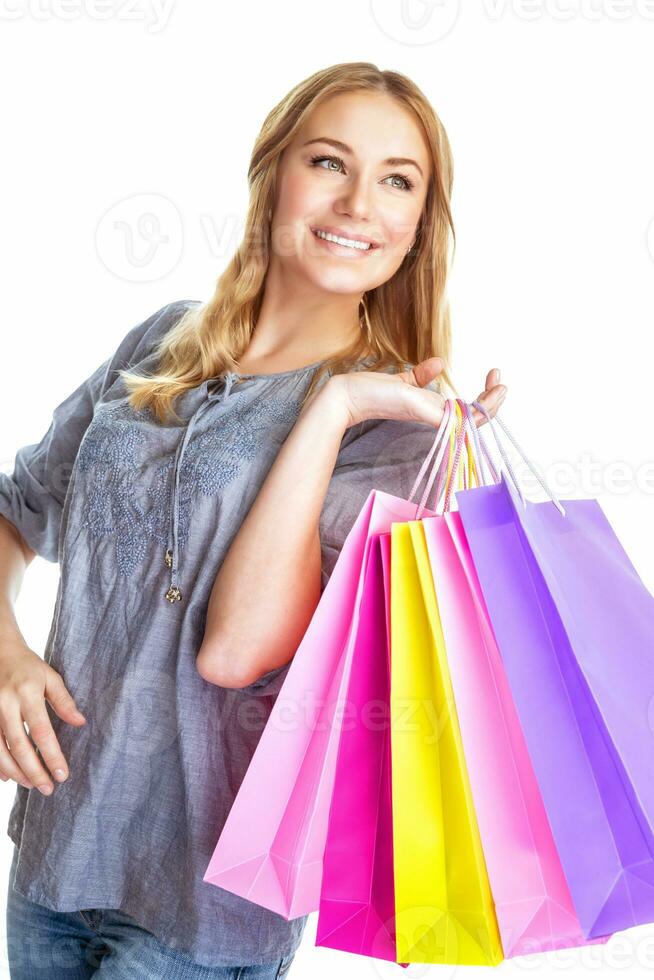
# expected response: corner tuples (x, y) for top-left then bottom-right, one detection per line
(24, 699), (70, 786)
(0, 690), (71, 795)
(470, 380), (507, 428)
(44, 669), (86, 727)
(0, 730), (34, 789)
(408, 357), (444, 388)
(0, 700), (56, 794)
(485, 367), (501, 392)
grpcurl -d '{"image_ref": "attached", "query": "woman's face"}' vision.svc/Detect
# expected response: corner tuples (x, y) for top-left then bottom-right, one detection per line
(269, 91), (432, 297)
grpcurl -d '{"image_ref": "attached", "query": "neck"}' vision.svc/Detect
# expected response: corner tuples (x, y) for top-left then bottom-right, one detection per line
(239, 266), (366, 372)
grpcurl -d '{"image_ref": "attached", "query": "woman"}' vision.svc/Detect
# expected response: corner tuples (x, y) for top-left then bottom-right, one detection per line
(0, 62), (506, 978)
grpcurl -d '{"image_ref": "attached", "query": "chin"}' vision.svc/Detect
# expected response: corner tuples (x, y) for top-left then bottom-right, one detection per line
(297, 263), (374, 295)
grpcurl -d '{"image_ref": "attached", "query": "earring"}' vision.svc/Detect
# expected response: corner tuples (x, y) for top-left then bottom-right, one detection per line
(406, 239), (416, 254)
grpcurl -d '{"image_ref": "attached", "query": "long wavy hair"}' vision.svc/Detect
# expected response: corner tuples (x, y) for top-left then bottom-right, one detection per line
(120, 61), (459, 424)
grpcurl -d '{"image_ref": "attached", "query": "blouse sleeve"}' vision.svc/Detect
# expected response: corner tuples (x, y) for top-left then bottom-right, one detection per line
(318, 414), (441, 592)
(0, 300), (194, 563)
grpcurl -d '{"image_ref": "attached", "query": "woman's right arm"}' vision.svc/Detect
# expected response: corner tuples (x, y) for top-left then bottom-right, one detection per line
(0, 515), (35, 632)
(0, 516), (86, 795)
(0, 301), (191, 793)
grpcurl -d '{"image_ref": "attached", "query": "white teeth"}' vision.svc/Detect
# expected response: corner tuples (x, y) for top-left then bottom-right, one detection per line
(314, 229), (373, 251)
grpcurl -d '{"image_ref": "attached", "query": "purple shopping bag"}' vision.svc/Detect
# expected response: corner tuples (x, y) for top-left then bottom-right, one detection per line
(316, 534), (401, 962)
(456, 471), (654, 939)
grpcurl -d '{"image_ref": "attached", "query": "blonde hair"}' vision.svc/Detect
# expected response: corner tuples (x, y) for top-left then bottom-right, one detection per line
(120, 61), (460, 424)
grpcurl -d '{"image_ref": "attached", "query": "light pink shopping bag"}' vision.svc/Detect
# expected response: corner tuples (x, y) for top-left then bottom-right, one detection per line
(203, 490), (435, 919)
(421, 510), (610, 955)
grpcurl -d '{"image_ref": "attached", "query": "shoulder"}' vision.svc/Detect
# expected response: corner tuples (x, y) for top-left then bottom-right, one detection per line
(105, 299), (199, 379)
(341, 415), (438, 461)
(118, 299), (200, 365)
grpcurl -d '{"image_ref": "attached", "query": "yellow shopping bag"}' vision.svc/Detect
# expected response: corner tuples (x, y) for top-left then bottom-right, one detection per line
(390, 519), (503, 966)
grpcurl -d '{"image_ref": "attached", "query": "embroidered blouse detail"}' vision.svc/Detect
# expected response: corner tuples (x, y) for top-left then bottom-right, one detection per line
(74, 372), (303, 600)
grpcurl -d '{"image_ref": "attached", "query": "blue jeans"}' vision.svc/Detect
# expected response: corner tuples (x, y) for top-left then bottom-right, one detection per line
(5, 847), (296, 979)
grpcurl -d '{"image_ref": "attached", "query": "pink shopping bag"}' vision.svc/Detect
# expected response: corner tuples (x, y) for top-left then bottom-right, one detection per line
(203, 490), (436, 919)
(316, 533), (401, 962)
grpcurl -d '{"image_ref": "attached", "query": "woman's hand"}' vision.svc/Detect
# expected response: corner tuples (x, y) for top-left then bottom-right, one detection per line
(330, 357), (507, 430)
(0, 638), (86, 794)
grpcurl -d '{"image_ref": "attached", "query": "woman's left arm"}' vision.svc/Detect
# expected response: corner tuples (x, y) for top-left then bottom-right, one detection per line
(197, 361), (504, 689)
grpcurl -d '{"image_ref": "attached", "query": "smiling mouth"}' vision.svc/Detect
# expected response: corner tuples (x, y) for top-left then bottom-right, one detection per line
(311, 227), (381, 252)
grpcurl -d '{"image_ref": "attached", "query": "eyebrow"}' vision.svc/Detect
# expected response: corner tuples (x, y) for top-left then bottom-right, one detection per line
(301, 136), (424, 179)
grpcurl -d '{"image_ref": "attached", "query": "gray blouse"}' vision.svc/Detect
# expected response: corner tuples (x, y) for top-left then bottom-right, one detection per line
(0, 299), (442, 968)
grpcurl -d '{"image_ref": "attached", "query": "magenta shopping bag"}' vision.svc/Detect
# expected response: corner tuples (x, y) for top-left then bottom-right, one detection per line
(456, 471), (654, 939)
(316, 534), (400, 962)
(422, 509), (609, 955)
(203, 490), (436, 919)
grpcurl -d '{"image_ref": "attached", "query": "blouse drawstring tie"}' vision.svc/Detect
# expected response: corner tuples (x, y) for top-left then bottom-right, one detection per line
(164, 373), (238, 603)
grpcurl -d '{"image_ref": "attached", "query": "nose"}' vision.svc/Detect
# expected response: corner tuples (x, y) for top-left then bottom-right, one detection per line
(334, 172), (374, 223)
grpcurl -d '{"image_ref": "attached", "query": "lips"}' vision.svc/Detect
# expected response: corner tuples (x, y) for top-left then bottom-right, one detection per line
(310, 226), (381, 249)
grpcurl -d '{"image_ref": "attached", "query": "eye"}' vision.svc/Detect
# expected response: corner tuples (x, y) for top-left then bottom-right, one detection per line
(383, 173), (415, 192)
(309, 153), (346, 174)
(308, 154), (415, 192)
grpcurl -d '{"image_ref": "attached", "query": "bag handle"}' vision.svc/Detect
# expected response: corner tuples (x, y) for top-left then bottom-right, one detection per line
(442, 401), (469, 510)
(411, 401), (481, 519)
(443, 400), (480, 510)
(461, 399), (498, 487)
(439, 397), (565, 517)
(471, 398), (566, 516)
(408, 397), (566, 518)
(438, 399), (500, 500)
(408, 399), (459, 517)
(439, 401), (486, 512)
(410, 398), (496, 519)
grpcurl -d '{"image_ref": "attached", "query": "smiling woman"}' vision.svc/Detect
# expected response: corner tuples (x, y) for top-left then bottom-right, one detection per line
(0, 61), (505, 978)
(117, 65), (461, 414)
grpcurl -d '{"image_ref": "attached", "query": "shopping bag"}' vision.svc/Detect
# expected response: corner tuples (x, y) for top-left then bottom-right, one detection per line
(421, 507), (609, 955)
(390, 517), (504, 965)
(455, 410), (654, 939)
(316, 533), (401, 962)
(203, 489), (436, 919)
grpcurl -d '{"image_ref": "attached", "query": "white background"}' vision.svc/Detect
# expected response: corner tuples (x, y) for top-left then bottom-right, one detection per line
(1, 1), (654, 977)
